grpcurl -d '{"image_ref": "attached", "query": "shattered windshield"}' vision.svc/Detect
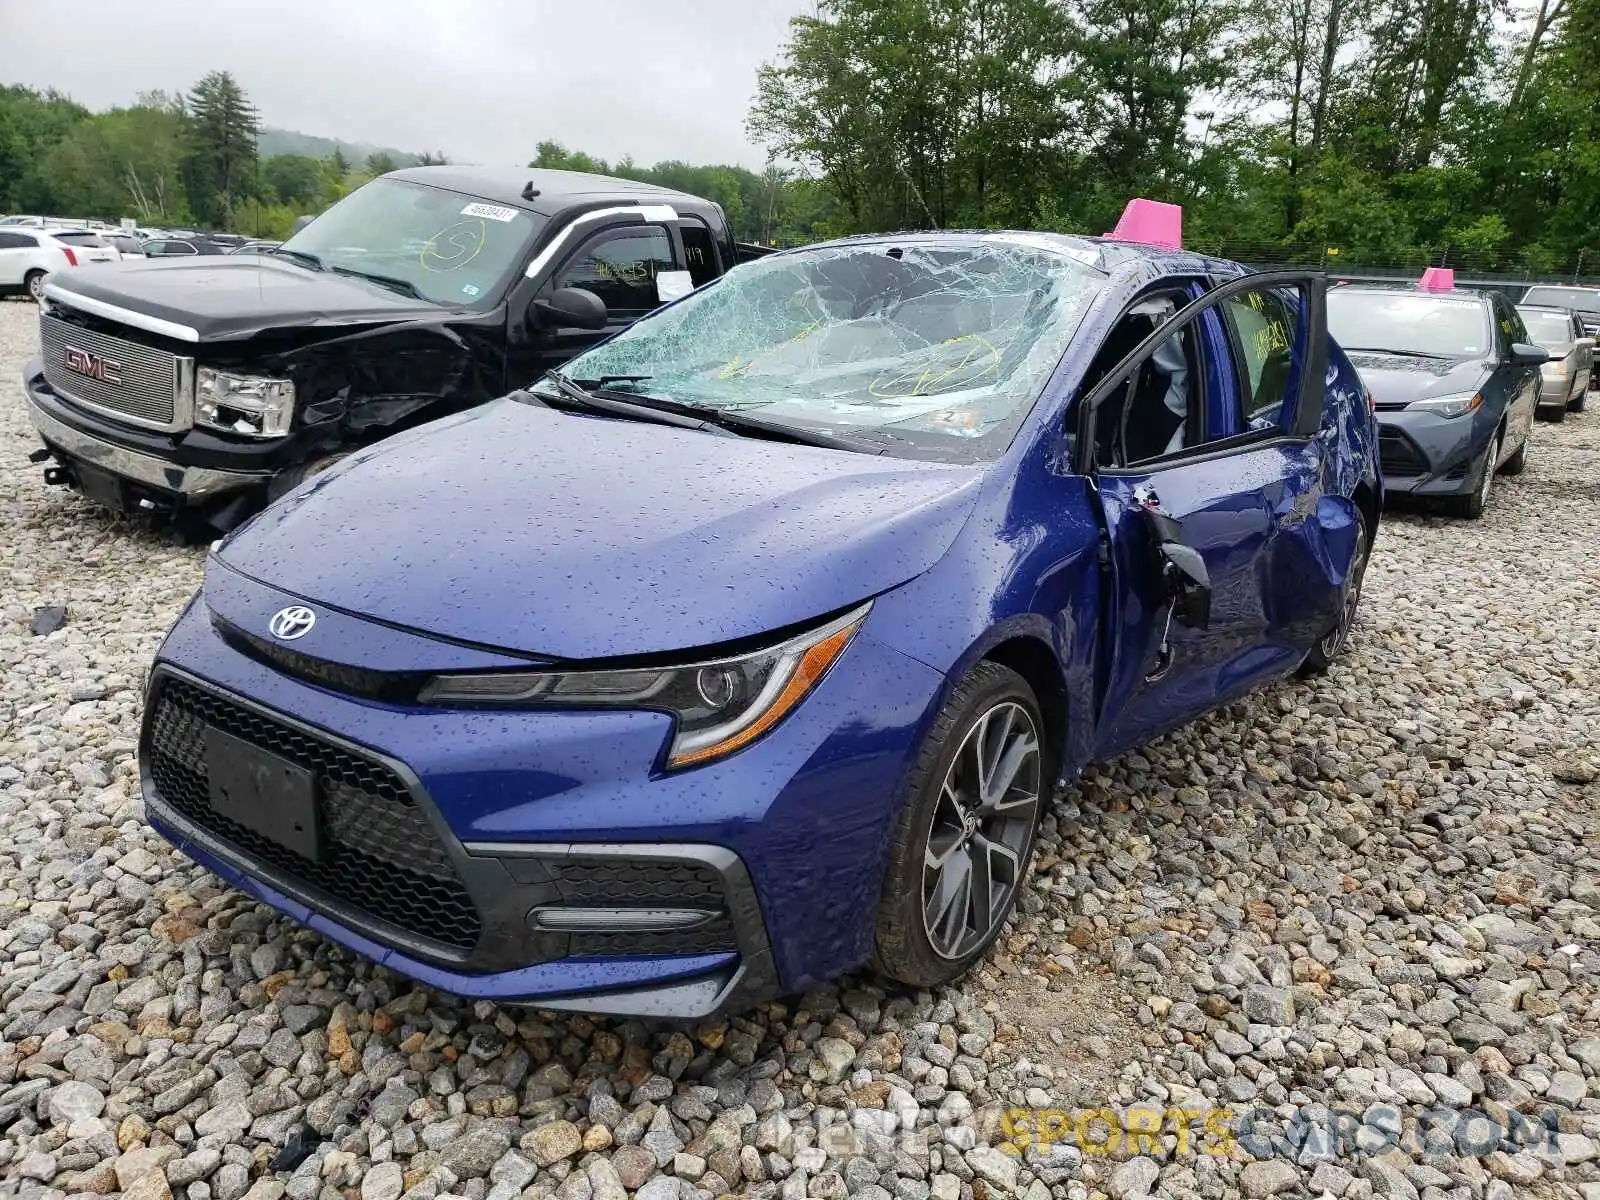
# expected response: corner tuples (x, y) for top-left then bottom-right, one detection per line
(548, 239), (1106, 461)
(279, 177), (546, 310)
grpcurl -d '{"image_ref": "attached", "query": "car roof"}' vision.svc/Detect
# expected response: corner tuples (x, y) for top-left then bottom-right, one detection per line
(383, 165), (710, 219)
(1333, 282), (1492, 301)
(762, 228), (1239, 281)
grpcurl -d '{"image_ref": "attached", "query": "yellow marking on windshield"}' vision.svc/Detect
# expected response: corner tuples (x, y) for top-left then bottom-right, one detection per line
(420, 219), (487, 273)
(870, 335), (1001, 398)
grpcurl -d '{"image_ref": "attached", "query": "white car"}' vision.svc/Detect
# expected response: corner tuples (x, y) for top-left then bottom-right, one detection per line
(0, 228), (119, 301)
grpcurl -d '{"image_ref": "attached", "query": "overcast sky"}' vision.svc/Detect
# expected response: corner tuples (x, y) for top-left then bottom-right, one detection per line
(0, 0), (810, 168)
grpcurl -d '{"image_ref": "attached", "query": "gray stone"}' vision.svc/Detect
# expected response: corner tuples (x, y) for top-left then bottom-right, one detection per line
(1108, 1156), (1159, 1199)
(1239, 1159), (1299, 1197)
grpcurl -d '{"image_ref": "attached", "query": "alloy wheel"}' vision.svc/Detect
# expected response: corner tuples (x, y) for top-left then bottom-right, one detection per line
(921, 701), (1042, 960)
(28, 273), (46, 302)
(1318, 520), (1368, 659)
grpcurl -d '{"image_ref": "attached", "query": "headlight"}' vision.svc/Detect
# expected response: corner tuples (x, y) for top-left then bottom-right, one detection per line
(196, 367), (295, 437)
(418, 603), (871, 769)
(1405, 392), (1481, 418)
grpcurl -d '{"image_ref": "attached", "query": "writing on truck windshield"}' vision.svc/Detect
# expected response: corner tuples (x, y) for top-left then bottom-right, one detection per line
(551, 241), (1105, 462)
(279, 178), (546, 308)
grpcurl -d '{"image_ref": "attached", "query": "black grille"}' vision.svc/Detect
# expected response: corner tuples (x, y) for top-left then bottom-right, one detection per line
(145, 675), (481, 952)
(556, 859), (737, 956)
(214, 618), (424, 704)
(1378, 428), (1427, 476)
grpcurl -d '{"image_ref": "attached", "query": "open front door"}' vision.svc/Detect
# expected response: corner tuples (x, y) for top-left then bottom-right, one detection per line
(1076, 271), (1336, 759)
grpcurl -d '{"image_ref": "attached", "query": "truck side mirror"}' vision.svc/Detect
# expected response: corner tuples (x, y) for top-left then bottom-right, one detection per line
(530, 286), (608, 332)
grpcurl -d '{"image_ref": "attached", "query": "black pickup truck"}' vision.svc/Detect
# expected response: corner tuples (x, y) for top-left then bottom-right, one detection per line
(22, 166), (766, 531)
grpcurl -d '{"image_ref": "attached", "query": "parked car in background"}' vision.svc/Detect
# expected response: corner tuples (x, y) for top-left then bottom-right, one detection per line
(138, 203), (1380, 1016)
(102, 234), (148, 261)
(0, 228), (117, 301)
(23, 165), (755, 532)
(1517, 304), (1593, 418)
(1522, 284), (1600, 340)
(228, 239), (282, 255)
(142, 235), (233, 257)
(1328, 272), (1545, 518)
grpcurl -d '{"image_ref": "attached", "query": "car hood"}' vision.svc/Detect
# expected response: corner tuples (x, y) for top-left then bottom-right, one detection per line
(46, 256), (458, 342)
(218, 397), (986, 659)
(1345, 351), (1492, 410)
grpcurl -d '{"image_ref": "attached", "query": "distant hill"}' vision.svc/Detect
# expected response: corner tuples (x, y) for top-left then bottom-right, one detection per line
(257, 126), (422, 166)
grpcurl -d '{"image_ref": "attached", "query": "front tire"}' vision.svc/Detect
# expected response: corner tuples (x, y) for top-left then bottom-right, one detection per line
(1499, 435), (1528, 476)
(1444, 430), (1499, 519)
(875, 662), (1049, 988)
(25, 270), (47, 302)
(266, 453), (348, 503)
(1571, 392), (1587, 413)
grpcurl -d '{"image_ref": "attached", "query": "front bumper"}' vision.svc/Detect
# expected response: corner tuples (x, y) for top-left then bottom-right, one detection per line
(1538, 376), (1574, 410)
(23, 359), (271, 512)
(140, 585), (946, 1015)
(1375, 408), (1495, 497)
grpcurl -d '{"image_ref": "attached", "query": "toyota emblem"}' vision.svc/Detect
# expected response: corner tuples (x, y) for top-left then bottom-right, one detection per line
(268, 606), (316, 641)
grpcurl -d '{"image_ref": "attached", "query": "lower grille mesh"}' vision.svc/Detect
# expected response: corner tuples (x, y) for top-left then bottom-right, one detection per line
(557, 860), (737, 956)
(145, 676), (481, 952)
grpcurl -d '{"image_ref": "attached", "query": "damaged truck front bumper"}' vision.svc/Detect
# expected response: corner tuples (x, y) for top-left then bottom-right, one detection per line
(23, 357), (274, 521)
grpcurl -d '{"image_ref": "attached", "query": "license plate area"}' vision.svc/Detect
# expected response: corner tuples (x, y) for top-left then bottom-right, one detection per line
(74, 463), (126, 510)
(204, 727), (321, 860)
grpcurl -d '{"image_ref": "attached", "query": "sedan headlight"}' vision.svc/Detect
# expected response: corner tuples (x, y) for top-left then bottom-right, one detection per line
(418, 603), (871, 769)
(196, 367), (295, 437)
(1405, 392), (1481, 418)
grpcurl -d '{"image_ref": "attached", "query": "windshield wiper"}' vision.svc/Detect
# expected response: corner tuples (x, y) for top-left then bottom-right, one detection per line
(574, 374), (654, 388)
(329, 265), (426, 300)
(1341, 346), (1455, 359)
(530, 373), (733, 437)
(267, 247), (323, 271)
(588, 384), (885, 453)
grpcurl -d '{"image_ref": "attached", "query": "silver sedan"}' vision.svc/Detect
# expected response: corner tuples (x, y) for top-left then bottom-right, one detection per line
(1517, 304), (1593, 420)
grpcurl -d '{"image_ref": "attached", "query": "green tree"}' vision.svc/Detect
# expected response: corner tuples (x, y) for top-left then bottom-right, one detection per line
(183, 71), (259, 226)
(364, 151), (398, 177)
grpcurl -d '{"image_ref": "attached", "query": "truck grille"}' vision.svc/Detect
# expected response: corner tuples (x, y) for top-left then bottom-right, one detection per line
(40, 313), (190, 432)
(144, 673), (483, 954)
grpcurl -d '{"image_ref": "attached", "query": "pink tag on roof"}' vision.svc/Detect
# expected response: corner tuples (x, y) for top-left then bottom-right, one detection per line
(1106, 199), (1183, 249)
(1418, 267), (1455, 291)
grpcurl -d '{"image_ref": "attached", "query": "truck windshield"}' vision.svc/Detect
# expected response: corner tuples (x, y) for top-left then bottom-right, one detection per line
(1522, 286), (1600, 316)
(549, 239), (1105, 462)
(279, 178), (546, 309)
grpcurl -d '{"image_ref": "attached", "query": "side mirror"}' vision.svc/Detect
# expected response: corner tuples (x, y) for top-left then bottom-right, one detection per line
(1159, 542), (1212, 630)
(530, 286), (607, 332)
(1510, 342), (1550, 366)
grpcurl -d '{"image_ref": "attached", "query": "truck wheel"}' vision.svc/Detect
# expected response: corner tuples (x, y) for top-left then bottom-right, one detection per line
(266, 453), (348, 503)
(25, 270), (47, 302)
(874, 661), (1049, 988)
(1571, 392), (1587, 413)
(1300, 509), (1369, 675)
(1544, 404), (1567, 423)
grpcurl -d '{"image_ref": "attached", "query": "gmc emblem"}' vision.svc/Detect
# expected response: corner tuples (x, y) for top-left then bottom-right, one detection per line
(63, 346), (122, 385)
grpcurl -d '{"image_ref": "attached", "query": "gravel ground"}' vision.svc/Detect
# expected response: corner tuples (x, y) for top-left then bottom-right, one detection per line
(3, 292), (1599, 1200)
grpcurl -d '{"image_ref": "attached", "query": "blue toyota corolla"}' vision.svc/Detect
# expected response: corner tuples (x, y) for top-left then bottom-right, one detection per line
(140, 210), (1380, 1017)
